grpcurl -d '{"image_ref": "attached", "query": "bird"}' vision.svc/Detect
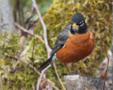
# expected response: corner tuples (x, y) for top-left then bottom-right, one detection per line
(38, 13), (94, 72)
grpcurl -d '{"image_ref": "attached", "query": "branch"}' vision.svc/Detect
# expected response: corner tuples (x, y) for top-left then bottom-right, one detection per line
(31, 0), (52, 89)
(28, 63), (56, 89)
(31, 1), (66, 90)
(12, 39), (34, 71)
(15, 22), (44, 43)
(53, 62), (66, 90)
(36, 64), (51, 90)
(20, 39), (33, 58)
(32, 0), (51, 56)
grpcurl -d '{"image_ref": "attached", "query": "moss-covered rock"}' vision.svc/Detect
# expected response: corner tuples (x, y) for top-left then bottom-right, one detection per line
(36, 0), (112, 76)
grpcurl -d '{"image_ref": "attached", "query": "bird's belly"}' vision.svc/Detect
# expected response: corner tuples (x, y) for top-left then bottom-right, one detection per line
(56, 38), (94, 64)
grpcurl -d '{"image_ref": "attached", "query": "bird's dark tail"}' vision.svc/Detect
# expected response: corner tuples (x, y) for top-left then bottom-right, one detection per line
(38, 56), (52, 72)
(38, 46), (61, 72)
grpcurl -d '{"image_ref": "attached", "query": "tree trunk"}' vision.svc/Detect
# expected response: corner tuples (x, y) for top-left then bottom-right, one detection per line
(0, 0), (15, 32)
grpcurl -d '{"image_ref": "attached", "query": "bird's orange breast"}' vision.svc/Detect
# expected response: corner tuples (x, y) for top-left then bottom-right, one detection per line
(56, 32), (94, 64)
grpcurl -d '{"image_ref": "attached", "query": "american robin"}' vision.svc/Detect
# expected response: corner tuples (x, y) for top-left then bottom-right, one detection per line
(38, 13), (94, 72)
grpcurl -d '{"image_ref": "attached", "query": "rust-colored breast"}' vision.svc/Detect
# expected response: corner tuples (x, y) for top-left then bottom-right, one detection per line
(56, 32), (94, 64)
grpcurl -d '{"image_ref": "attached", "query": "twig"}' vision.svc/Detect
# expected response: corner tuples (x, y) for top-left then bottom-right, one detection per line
(31, 38), (35, 59)
(32, 0), (52, 89)
(20, 41), (32, 58)
(28, 63), (59, 90)
(36, 64), (51, 90)
(32, 0), (51, 56)
(53, 62), (66, 90)
(106, 54), (110, 74)
(12, 39), (33, 70)
(15, 22), (44, 43)
(32, 0), (66, 90)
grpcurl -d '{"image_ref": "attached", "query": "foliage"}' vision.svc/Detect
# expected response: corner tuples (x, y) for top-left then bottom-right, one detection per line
(0, 0), (112, 89)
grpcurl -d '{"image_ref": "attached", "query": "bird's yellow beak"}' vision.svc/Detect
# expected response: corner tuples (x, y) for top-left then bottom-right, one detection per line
(72, 23), (79, 30)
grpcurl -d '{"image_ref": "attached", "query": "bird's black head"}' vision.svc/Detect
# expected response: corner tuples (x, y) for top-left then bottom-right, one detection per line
(71, 13), (87, 34)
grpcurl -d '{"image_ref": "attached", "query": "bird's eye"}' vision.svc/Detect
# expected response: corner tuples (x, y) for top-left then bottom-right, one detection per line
(72, 23), (79, 30)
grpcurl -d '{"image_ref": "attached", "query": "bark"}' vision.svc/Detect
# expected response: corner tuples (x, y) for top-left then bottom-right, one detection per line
(0, 0), (15, 32)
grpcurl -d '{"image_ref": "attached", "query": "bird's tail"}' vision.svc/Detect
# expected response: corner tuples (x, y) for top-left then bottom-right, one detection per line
(38, 56), (52, 72)
(38, 47), (59, 72)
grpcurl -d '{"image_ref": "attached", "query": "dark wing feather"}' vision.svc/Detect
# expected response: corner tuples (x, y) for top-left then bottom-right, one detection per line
(38, 24), (71, 72)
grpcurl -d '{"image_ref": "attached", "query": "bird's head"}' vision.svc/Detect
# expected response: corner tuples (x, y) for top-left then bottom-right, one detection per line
(71, 13), (87, 34)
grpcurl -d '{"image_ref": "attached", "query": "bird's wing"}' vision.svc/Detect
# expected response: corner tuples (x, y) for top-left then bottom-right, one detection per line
(38, 25), (69, 72)
(38, 25), (71, 72)
(50, 25), (70, 56)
